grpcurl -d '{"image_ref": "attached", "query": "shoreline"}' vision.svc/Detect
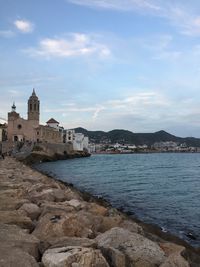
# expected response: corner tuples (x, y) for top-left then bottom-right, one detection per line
(0, 156), (200, 266)
(34, 166), (200, 252)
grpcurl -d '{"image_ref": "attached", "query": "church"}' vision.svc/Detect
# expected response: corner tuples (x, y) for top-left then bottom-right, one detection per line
(7, 89), (63, 143)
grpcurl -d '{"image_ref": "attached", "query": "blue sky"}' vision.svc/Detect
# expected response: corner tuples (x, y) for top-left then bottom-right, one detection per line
(1, 0), (200, 137)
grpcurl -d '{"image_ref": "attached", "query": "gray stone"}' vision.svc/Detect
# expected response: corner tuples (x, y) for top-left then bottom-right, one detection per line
(100, 246), (126, 267)
(49, 237), (97, 249)
(0, 223), (40, 260)
(40, 202), (74, 217)
(159, 242), (189, 267)
(65, 199), (84, 210)
(96, 227), (166, 267)
(0, 247), (39, 267)
(42, 246), (109, 267)
(0, 210), (34, 231)
(19, 202), (41, 220)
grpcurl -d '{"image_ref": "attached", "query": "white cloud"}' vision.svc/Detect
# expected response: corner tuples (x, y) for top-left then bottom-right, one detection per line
(24, 33), (111, 58)
(14, 19), (34, 33)
(68, 0), (160, 12)
(0, 30), (15, 38)
(67, 0), (200, 36)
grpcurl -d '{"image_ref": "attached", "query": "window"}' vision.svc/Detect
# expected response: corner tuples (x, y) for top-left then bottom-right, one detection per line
(17, 124), (22, 130)
(34, 104), (36, 111)
(30, 104), (32, 111)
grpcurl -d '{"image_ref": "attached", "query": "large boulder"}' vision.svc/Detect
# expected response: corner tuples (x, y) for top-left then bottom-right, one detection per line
(19, 202), (41, 220)
(33, 212), (70, 241)
(65, 199), (85, 210)
(100, 246), (126, 267)
(86, 203), (108, 216)
(0, 246), (39, 267)
(98, 215), (123, 233)
(119, 219), (143, 234)
(160, 242), (189, 267)
(28, 188), (69, 204)
(49, 236), (97, 249)
(39, 202), (75, 217)
(33, 211), (101, 242)
(96, 227), (166, 267)
(42, 246), (109, 267)
(0, 210), (34, 231)
(0, 196), (29, 211)
(0, 223), (40, 260)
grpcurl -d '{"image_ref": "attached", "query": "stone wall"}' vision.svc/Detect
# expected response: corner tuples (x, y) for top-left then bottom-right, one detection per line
(34, 142), (73, 156)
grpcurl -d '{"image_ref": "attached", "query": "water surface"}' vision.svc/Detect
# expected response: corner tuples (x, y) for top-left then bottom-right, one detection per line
(35, 153), (200, 246)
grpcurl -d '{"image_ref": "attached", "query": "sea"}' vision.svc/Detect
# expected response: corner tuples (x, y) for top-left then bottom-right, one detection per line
(35, 153), (200, 247)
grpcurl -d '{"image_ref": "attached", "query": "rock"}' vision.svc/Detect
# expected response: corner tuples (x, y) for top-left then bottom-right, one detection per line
(0, 223), (40, 260)
(160, 254), (189, 267)
(96, 227), (166, 267)
(33, 211), (101, 242)
(39, 202), (74, 217)
(42, 246), (109, 267)
(61, 212), (95, 238)
(29, 188), (68, 204)
(160, 242), (189, 267)
(65, 199), (84, 210)
(0, 196), (29, 211)
(0, 210), (34, 231)
(100, 246), (126, 267)
(64, 188), (83, 201)
(87, 203), (108, 216)
(120, 220), (143, 234)
(98, 215), (123, 233)
(19, 203), (41, 220)
(0, 246), (39, 267)
(49, 237), (97, 249)
(33, 212), (70, 241)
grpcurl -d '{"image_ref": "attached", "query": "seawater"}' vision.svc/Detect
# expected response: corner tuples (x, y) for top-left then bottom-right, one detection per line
(35, 153), (200, 247)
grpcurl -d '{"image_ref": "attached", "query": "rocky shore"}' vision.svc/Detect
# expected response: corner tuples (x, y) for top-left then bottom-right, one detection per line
(0, 157), (199, 266)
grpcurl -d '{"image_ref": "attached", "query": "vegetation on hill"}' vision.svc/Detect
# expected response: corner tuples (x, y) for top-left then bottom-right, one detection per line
(75, 127), (200, 147)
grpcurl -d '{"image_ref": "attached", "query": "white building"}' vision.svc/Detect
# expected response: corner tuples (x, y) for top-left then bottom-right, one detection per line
(65, 129), (89, 152)
(46, 118), (60, 129)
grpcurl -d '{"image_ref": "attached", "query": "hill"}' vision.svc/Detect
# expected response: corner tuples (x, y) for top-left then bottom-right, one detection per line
(74, 127), (200, 147)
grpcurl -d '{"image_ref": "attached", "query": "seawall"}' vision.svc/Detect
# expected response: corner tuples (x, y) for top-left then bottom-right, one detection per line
(0, 157), (199, 266)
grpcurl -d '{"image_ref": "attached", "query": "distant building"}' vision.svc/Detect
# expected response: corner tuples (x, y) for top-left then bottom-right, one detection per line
(65, 129), (88, 151)
(152, 141), (178, 150)
(7, 90), (63, 144)
(6, 89), (89, 151)
(46, 118), (60, 129)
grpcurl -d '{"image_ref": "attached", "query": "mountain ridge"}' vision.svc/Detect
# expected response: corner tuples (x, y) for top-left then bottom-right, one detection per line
(74, 127), (200, 147)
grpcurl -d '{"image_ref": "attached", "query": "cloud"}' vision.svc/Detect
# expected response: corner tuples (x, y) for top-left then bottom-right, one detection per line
(67, 0), (200, 36)
(14, 19), (34, 33)
(24, 33), (111, 59)
(68, 0), (160, 12)
(0, 30), (15, 38)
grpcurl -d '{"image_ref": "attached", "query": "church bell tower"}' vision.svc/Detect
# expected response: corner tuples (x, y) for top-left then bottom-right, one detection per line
(28, 89), (40, 123)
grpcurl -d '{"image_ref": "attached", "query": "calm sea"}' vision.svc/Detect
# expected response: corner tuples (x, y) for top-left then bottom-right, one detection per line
(35, 153), (200, 247)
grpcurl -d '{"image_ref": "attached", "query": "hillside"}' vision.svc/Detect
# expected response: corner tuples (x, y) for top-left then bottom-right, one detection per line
(74, 127), (200, 147)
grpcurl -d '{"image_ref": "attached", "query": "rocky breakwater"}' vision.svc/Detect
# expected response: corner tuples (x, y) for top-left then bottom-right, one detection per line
(0, 157), (199, 267)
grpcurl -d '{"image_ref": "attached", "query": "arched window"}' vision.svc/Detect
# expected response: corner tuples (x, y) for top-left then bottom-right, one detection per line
(34, 104), (36, 110)
(30, 104), (32, 111)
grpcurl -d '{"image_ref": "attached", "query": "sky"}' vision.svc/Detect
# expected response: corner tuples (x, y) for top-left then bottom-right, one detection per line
(1, 0), (200, 137)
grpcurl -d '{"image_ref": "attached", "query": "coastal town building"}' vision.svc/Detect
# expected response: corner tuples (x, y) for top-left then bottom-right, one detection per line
(65, 129), (89, 151)
(6, 89), (89, 151)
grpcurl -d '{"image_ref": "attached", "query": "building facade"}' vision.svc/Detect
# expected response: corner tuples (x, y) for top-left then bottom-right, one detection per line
(7, 90), (89, 151)
(7, 90), (62, 143)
